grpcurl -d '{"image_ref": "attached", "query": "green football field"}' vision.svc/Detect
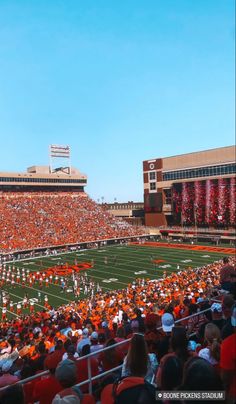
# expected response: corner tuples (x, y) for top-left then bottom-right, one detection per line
(0, 243), (231, 320)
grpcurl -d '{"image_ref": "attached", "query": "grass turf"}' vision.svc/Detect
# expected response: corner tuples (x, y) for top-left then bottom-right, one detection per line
(0, 243), (232, 319)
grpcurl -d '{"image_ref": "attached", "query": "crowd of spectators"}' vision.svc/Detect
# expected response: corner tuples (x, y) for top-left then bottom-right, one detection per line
(0, 193), (144, 253)
(0, 256), (235, 403)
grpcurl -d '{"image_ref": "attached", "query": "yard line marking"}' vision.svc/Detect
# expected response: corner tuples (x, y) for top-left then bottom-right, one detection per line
(0, 307), (20, 317)
(5, 291), (45, 309)
(14, 282), (72, 302)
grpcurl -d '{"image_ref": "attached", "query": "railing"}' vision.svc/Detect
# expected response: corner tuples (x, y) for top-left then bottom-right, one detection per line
(0, 234), (151, 262)
(0, 307), (212, 397)
(159, 226), (236, 234)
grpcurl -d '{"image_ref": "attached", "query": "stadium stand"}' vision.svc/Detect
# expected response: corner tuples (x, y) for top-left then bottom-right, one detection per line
(0, 193), (143, 253)
(0, 256), (235, 403)
(0, 160), (235, 404)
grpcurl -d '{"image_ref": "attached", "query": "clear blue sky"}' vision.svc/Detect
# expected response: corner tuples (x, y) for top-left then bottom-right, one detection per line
(0, 0), (235, 202)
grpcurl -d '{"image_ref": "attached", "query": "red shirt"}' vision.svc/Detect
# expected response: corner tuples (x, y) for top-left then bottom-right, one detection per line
(220, 333), (236, 399)
(33, 374), (62, 404)
(76, 357), (99, 393)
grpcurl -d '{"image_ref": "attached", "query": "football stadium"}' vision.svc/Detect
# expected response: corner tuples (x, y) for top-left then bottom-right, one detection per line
(0, 144), (235, 404)
(0, 1), (235, 402)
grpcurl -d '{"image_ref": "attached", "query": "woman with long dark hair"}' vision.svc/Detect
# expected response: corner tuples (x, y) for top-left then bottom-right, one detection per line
(156, 326), (193, 388)
(101, 334), (156, 404)
(181, 356), (223, 403)
(160, 355), (183, 391)
(122, 333), (158, 382)
(125, 334), (148, 377)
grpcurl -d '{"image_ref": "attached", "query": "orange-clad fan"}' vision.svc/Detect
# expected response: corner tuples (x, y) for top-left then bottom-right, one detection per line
(0, 193), (143, 253)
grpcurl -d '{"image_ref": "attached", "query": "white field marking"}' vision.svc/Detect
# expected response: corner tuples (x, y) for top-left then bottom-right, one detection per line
(4, 250), (83, 265)
(181, 260), (192, 263)
(202, 255), (211, 258)
(7, 246), (217, 284)
(12, 281), (72, 302)
(4, 255), (150, 294)
(87, 248), (193, 268)
(91, 259), (169, 276)
(59, 253), (167, 279)
(12, 262), (120, 292)
(4, 239), (221, 266)
(3, 242), (134, 264)
(125, 245), (218, 260)
(109, 278), (118, 282)
(134, 270), (147, 275)
(30, 298), (39, 303)
(92, 249), (220, 279)
(0, 307), (20, 317)
(159, 264), (172, 268)
(8, 254), (192, 286)
(8, 247), (183, 272)
(25, 264), (126, 289)
(81, 272), (127, 286)
(48, 260), (136, 282)
(11, 300), (24, 306)
(5, 291), (46, 309)
(15, 276), (116, 298)
(88, 269), (133, 281)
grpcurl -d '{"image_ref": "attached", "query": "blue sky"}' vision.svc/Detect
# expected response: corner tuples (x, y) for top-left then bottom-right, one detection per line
(0, 0), (235, 202)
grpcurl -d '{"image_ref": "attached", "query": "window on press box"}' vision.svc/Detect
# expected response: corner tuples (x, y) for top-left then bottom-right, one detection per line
(149, 171), (156, 181)
(150, 182), (156, 190)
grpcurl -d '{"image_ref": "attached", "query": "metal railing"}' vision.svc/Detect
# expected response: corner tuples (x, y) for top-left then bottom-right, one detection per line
(0, 307), (212, 397)
(0, 234), (150, 262)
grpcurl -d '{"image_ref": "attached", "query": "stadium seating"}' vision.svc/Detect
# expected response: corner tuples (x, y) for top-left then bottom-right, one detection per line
(0, 193), (143, 253)
(0, 192), (235, 403)
(0, 256), (235, 403)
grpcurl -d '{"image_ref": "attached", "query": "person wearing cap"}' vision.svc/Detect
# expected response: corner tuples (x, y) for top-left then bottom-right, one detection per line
(220, 304), (236, 402)
(157, 313), (175, 360)
(90, 332), (103, 353)
(99, 321), (112, 340)
(210, 302), (225, 331)
(52, 359), (95, 404)
(77, 328), (91, 355)
(52, 359), (82, 403)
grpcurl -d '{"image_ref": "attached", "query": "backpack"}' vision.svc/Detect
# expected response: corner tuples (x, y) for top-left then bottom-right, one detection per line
(112, 376), (156, 404)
